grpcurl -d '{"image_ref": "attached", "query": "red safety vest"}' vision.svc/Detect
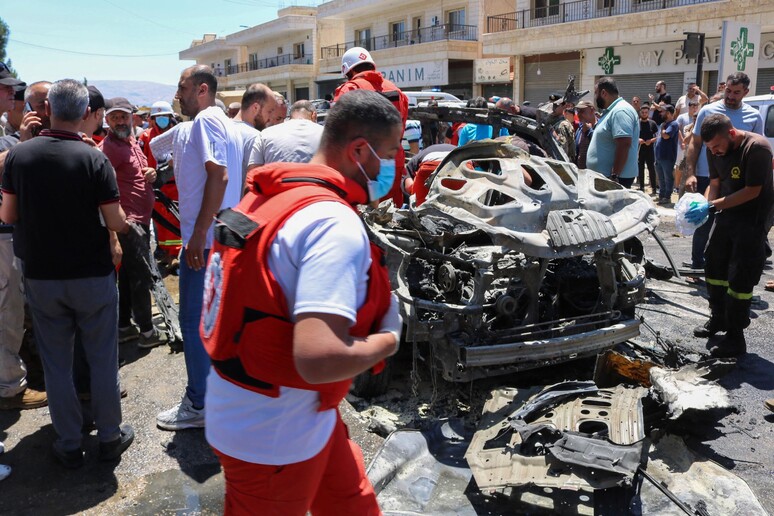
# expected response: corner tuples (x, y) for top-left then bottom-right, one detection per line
(334, 71), (409, 206)
(200, 163), (392, 411)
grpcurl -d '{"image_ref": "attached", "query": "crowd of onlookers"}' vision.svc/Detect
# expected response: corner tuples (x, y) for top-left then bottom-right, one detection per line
(0, 50), (772, 509)
(0, 61), (324, 475)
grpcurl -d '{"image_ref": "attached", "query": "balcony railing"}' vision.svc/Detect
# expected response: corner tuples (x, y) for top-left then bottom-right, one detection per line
(487, 0), (719, 32)
(225, 53), (313, 75)
(321, 23), (477, 59)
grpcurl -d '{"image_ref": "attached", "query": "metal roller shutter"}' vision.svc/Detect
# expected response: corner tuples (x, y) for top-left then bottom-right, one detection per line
(601, 73), (684, 105)
(524, 59), (581, 105)
(708, 70), (719, 92)
(756, 69), (774, 95)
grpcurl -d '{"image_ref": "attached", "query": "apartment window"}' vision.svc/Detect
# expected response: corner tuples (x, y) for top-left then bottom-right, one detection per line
(534, 0), (560, 18)
(249, 53), (258, 70)
(355, 28), (372, 50)
(224, 58), (232, 72)
(391, 21), (406, 43)
(294, 43), (305, 59)
(448, 9), (465, 29)
(277, 46), (283, 55)
(597, 0), (614, 8)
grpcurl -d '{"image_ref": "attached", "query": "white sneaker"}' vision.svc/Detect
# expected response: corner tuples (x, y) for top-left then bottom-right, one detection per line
(156, 395), (205, 431)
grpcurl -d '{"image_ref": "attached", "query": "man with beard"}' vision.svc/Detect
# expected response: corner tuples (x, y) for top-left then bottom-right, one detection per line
(683, 72), (762, 275)
(649, 80), (672, 126)
(232, 83), (280, 184)
(99, 97), (167, 349)
(202, 89), (401, 515)
(1, 79), (134, 467)
(586, 77), (639, 188)
(685, 114), (773, 358)
(247, 100), (323, 167)
(156, 65), (244, 431)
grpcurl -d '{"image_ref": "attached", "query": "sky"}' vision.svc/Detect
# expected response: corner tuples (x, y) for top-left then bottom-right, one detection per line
(2, 0), (306, 86)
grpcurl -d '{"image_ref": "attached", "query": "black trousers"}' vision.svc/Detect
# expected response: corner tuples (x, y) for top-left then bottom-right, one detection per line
(704, 214), (767, 331)
(117, 223), (154, 333)
(638, 151), (657, 191)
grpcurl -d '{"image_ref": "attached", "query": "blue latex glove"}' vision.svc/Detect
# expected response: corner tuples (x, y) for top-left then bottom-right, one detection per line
(685, 200), (710, 224)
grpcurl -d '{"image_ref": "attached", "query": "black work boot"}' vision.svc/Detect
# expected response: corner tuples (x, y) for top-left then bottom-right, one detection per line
(694, 318), (726, 338)
(709, 330), (746, 358)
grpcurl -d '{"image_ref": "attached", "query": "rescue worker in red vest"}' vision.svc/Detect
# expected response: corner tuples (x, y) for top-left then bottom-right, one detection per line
(334, 47), (409, 207)
(201, 90), (403, 515)
(139, 101), (182, 261)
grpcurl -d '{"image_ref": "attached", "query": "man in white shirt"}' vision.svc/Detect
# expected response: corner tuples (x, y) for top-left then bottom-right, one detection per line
(248, 99), (323, 168)
(231, 83), (281, 185)
(156, 65), (244, 431)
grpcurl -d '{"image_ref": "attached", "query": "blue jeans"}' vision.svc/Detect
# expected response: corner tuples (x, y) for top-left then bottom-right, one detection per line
(691, 176), (712, 268)
(179, 248), (211, 408)
(655, 158), (676, 201)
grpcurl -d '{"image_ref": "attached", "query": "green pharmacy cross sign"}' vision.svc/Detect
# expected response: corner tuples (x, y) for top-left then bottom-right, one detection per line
(598, 47), (621, 75)
(730, 27), (755, 72)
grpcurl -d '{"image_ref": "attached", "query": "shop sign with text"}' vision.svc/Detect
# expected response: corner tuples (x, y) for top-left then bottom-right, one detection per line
(474, 58), (511, 84)
(379, 60), (448, 88)
(585, 33), (774, 76)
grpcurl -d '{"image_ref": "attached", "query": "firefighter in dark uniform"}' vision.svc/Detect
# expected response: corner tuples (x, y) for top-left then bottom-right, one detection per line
(686, 113), (774, 357)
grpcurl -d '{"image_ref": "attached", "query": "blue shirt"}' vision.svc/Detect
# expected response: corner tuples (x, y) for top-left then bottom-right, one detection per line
(692, 101), (762, 177)
(655, 120), (679, 161)
(586, 97), (640, 179)
(457, 123), (509, 146)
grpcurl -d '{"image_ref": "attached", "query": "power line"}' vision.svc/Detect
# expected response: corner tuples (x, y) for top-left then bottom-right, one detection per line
(100, 0), (201, 37)
(10, 39), (178, 58)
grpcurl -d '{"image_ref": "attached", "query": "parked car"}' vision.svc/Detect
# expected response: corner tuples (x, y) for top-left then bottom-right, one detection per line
(743, 88), (774, 149)
(404, 90), (465, 108)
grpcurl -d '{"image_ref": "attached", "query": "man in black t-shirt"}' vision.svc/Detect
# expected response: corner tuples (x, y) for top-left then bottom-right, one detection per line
(692, 114), (774, 358)
(649, 80), (672, 126)
(0, 79), (135, 468)
(637, 104), (658, 194)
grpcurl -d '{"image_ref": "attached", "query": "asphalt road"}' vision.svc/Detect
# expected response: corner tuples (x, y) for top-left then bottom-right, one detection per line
(0, 207), (772, 515)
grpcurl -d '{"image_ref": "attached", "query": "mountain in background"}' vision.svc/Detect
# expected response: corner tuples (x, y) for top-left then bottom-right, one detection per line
(89, 80), (177, 108)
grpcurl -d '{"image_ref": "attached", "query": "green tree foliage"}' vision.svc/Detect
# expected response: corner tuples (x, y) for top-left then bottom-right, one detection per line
(0, 17), (19, 78)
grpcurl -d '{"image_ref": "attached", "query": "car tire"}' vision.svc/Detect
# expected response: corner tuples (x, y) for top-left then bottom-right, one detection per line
(351, 356), (393, 398)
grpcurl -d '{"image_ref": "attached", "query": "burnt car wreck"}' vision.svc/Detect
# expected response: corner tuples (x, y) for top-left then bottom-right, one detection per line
(363, 115), (659, 386)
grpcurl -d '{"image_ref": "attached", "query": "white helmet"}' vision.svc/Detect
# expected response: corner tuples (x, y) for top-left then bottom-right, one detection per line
(341, 47), (374, 76)
(150, 101), (174, 117)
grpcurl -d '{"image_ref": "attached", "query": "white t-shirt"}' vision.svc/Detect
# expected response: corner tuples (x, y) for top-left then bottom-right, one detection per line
(205, 201), (371, 465)
(177, 106), (244, 248)
(232, 120), (261, 186)
(248, 119), (323, 166)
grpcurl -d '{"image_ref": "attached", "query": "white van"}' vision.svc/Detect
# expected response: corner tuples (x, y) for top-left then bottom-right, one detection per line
(743, 90), (774, 149)
(403, 91), (464, 108)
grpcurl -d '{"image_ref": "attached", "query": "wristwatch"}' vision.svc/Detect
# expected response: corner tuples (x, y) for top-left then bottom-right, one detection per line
(610, 173), (619, 182)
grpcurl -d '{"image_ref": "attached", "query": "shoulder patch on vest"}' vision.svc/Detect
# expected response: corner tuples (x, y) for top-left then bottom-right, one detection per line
(202, 252), (223, 339)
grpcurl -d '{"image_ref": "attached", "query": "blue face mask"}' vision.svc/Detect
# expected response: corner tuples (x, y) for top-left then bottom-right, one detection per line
(155, 116), (170, 130)
(357, 143), (396, 202)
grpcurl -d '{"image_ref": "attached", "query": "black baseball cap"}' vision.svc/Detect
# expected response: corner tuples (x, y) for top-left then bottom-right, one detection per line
(0, 62), (26, 90)
(87, 86), (105, 112)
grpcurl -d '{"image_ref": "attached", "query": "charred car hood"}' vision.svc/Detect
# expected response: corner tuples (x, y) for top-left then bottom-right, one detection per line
(415, 140), (659, 259)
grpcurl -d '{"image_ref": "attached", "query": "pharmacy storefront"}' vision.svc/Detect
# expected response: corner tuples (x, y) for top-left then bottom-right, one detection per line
(584, 33), (774, 103)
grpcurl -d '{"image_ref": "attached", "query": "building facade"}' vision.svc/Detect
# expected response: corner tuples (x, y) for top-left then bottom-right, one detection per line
(180, 1), (497, 101)
(483, 0), (774, 105)
(179, 1), (774, 106)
